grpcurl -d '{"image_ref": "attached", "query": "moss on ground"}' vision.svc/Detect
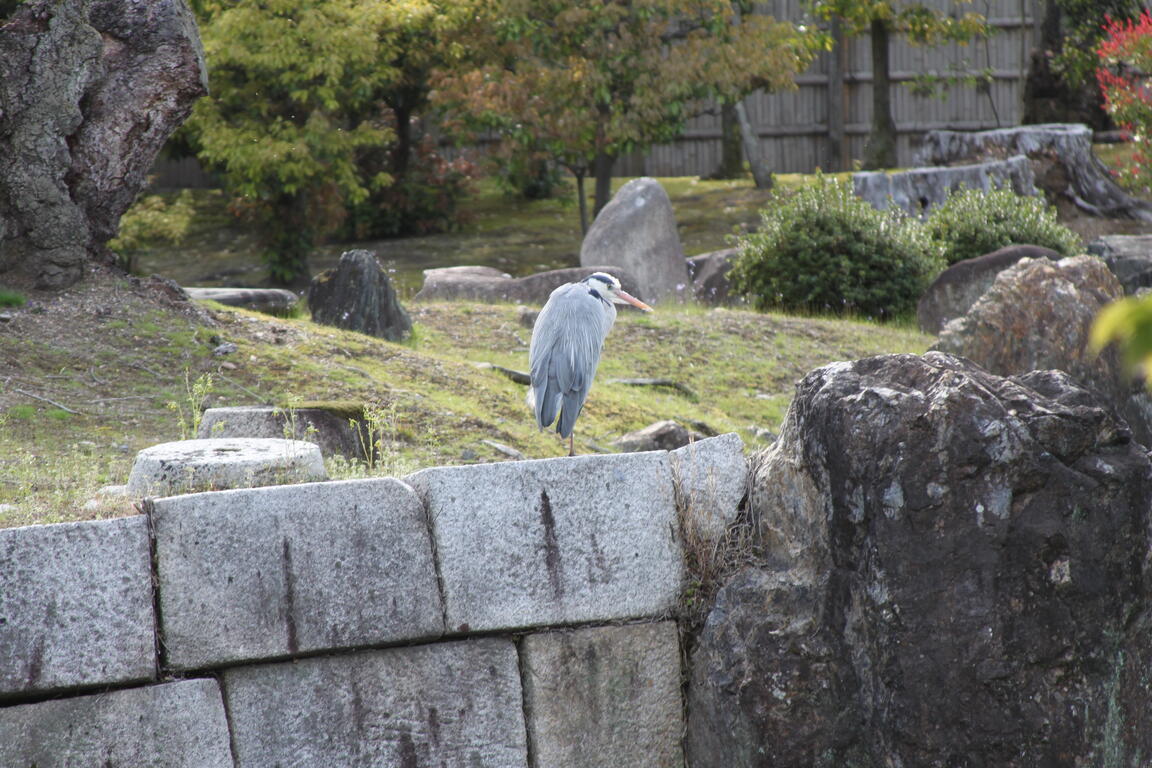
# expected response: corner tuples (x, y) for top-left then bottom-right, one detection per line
(0, 276), (931, 528)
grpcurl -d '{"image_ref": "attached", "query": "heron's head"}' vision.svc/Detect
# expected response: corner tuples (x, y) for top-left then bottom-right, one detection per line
(583, 272), (653, 312)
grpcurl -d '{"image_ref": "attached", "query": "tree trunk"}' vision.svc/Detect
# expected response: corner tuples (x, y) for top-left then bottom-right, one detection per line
(575, 171), (590, 234)
(826, 16), (847, 172)
(392, 104), (413, 179)
(709, 102), (744, 180)
(264, 192), (314, 288)
(862, 17), (897, 170)
(735, 101), (772, 190)
(0, 0), (206, 290)
(592, 151), (616, 219)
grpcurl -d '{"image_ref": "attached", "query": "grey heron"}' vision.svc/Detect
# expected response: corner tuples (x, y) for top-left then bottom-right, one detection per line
(528, 272), (653, 456)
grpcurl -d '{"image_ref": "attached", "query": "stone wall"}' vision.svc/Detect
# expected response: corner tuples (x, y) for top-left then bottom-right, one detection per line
(0, 436), (748, 767)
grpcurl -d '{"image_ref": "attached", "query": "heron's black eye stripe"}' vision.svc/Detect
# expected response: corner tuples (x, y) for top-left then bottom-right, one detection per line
(588, 288), (608, 305)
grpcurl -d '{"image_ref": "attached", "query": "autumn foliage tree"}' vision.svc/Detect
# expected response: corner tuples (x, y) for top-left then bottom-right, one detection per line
(1092, 10), (1152, 375)
(808, 0), (988, 170)
(1097, 10), (1152, 193)
(436, 0), (812, 231)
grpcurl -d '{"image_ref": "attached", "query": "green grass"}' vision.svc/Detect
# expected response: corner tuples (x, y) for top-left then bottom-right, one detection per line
(0, 294), (933, 528)
(2, 172), (943, 528)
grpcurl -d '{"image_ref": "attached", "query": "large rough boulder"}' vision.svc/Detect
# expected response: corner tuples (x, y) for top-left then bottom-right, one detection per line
(1087, 234), (1152, 295)
(580, 178), (693, 304)
(0, 0), (207, 289)
(914, 124), (1152, 222)
(413, 265), (644, 305)
(915, 244), (1061, 334)
(933, 254), (1152, 446)
(853, 155), (1036, 215)
(308, 250), (412, 341)
(687, 352), (1152, 767)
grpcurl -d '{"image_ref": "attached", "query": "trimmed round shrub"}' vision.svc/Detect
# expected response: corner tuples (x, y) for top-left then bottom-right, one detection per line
(924, 186), (1082, 265)
(729, 177), (945, 319)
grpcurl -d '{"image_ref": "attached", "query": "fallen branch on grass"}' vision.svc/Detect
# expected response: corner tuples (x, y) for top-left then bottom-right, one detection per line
(13, 387), (87, 415)
(607, 377), (698, 401)
(476, 362), (531, 386)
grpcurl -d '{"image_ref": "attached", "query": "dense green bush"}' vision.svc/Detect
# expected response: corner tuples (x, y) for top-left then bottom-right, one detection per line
(924, 186), (1082, 265)
(729, 177), (945, 319)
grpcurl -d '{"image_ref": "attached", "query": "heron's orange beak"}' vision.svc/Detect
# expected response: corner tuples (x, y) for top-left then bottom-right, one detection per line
(616, 290), (653, 312)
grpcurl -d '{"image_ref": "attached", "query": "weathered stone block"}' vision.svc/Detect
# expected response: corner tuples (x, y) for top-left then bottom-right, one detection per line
(197, 405), (369, 460)
(406, 452), (682, 633)
(224, 638), (528, 767)
(153, 478), (443, 670)
(522, 621), (685, 768)
(670, 433), (747, 546)
(0, 678), (232, 767)
(127, 437), (327, 497)
(0, 516), (155, 700)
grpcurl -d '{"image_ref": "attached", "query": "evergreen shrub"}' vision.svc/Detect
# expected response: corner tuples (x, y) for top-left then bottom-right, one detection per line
(924, 186), (1082, 265)
(729, 176), (945, 319)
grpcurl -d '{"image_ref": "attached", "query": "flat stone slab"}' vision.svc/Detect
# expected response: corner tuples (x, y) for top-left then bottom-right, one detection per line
(522, 621), (684, 768)
(127, 437), (327, 497)
(0, 516), (155, 700)
(224, 638), (528, 767)
(406, 452), (682, 633)
(670, 433), (748, 547)
(152, 478), (443, 670)
(185, 286), (299, 311)
(0, 678), (232, 767)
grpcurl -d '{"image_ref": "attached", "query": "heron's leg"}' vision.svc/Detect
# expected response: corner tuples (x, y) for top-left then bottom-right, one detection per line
(568, 434), (574, 457)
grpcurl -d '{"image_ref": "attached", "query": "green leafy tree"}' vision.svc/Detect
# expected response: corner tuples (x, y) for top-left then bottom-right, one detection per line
(438, 0), (813, 231)
(187, 0), (477, 285)
(808, 0), (988, 170)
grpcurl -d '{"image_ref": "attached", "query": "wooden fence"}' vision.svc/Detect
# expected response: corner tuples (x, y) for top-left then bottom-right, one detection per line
(618, 0), (1044, 176)
(152, 0), (1044, 187)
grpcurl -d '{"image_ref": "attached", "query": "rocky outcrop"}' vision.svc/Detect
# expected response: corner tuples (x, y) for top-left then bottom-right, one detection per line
(853, 155), (1036, 215)
(413, 265), (643, 305)
(0, 0), (207, 289)
(687, 352), (1152, 766)
(915, 244), (1061, 334)
(933, 254), (1152, 446)
(307, 250), (412, 341)
(914, 123), (1152, 221)
(580, 178), (693, 304)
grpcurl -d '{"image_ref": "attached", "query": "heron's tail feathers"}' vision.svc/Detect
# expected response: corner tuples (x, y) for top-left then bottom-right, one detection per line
(557, 392), (583, 438)
(531, 383), (563, 432)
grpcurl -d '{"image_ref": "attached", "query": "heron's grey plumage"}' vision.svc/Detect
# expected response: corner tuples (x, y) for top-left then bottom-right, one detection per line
(529, 278), (617, 438)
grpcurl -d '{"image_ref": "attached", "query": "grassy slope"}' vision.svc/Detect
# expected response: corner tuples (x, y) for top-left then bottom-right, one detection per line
(0, 292), (931, 529)
(2, 174), (932, 528)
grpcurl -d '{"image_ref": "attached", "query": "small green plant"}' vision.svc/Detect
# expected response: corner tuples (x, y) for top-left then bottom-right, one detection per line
(0, 289), (26, 308)
(109, 191), (197, 271)
(923, 185), (1082, 265)
(729, 175), (944, 319)
(165, 370), (215, 440)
